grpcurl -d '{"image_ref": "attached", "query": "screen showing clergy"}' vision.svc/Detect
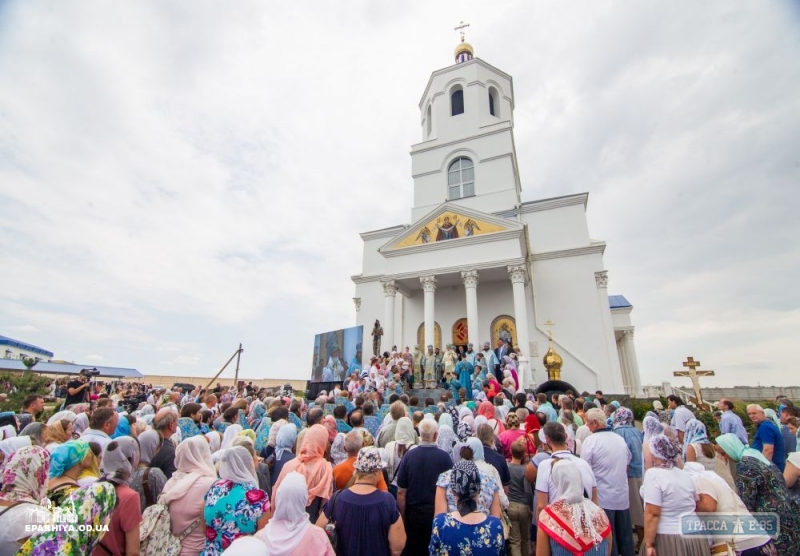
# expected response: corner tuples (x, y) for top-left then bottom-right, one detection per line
(310, 325), (363, 383)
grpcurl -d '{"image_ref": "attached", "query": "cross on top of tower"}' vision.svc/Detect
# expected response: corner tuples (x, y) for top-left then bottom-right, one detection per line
(544, 320), (556, 340)
(454, 20), (470, 42)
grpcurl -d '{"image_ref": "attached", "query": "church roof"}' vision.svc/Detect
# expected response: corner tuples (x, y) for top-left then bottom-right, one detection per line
(608, 295), (632, 309)
(0, 359), (143, 379)
(0, 334), (54, 357)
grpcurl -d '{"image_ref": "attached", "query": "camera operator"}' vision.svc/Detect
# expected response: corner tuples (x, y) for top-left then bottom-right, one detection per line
(63, 374), (92, 408)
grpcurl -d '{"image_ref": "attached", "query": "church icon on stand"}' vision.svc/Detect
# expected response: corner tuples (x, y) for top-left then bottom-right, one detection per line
(351, 34), (642, 395)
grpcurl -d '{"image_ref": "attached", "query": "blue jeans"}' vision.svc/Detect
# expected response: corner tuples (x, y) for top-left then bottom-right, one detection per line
(603, 508), (635, 556)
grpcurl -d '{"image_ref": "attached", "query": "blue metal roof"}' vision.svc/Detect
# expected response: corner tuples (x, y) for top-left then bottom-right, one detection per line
(608, 295), (632, 309)
(0, 335), (54, 358)
(0, 359), (143, 379)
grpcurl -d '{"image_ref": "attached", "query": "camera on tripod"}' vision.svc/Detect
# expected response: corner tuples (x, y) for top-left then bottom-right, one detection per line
(80, 368), (100, 378)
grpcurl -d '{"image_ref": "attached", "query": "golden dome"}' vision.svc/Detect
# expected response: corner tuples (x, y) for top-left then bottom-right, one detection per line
(543, 339), (563, 381)
(454, 41), (474, 59)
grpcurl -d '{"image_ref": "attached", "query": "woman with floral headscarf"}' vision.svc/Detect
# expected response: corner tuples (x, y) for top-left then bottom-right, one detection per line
(0, 446), (52, 554)
(430, 459), (504, 555)
(536, 458), (611, 555)
(273, 424), (333, 523)
(682, 418), (717, 471)
(716, 433), (800, 553)
(640, 434), (708, 556)
(47, 440), (91, 506)
(498, 413), (526, 459)
(203, 446), (270, 556)
(642, 414), (683, 471)
(97, 437), (143, 556)
(17, 482), (117, 556)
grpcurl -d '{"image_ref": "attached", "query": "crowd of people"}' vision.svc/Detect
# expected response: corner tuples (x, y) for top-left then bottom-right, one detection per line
(0, 372), (799, 555)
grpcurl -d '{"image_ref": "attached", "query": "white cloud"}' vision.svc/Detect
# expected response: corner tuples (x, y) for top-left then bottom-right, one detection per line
(0, 1), (797, 387)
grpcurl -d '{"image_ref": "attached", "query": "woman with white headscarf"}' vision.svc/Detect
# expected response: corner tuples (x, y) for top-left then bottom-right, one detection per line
(435, 414), (458, 453)
(257, 472), (334, 556)
(639, 433), (708, 556)
(536, 458), (611, 555)
(131, 429), (167, 511)
(221, 424), (243, 451)
(205, 431), (222, 454)
(99, 437), (144, 556)
(162, 436), (218, 556)
(203, 446), (271, 556)
(385, 417), (417, 489)
(220, 536), (270, 555)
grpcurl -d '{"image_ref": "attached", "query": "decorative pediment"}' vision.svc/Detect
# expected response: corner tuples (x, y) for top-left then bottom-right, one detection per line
(380, 203), (523, 255)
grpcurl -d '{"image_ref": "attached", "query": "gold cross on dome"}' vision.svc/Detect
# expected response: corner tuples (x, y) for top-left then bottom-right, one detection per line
(454, 20), (471, 42)
(544, 320), (555, 340)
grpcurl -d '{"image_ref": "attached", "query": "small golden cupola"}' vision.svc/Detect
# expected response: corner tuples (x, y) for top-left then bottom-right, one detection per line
(454, 20), (473, 64)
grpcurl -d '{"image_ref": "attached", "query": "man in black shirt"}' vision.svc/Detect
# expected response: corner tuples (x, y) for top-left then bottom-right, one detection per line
(63, 375), (91, 408)
(396, 419), (453, 556)
(477, 423), (511, 491)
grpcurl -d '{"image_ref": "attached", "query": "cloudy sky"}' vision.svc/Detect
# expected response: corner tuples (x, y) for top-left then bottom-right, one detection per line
(1, 1), (798, 389)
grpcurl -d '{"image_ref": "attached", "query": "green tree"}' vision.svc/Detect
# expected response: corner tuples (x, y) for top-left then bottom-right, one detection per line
(0, 372), (51, 415)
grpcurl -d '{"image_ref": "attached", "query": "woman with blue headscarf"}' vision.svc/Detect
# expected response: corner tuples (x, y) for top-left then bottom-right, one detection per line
(682, 418), (717, 471)
(269, 423), (297, 489)
(46, 440), (91, 506)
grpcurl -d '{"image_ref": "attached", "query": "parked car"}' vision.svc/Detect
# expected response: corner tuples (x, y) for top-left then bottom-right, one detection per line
(172, 382), (196, 393)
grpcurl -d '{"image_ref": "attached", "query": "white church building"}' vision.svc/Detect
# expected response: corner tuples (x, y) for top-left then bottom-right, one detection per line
(351, 39), (642, 395)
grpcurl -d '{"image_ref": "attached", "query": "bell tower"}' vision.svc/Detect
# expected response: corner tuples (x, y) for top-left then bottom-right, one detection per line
(410, 27), (522, 222)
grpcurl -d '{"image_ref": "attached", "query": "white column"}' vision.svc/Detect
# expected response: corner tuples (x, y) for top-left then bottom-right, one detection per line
(617, 335), (632, 395)
(508, 265), (532, 388)
(461, 270), (479, 345)
(420, 275), (437, 349)
(381, 280), (398, 351)
(623, 329), (643, 397)
(595, 270), (624, 394)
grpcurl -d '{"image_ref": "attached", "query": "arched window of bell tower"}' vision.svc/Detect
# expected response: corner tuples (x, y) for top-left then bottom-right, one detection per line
(450, 87), (464, 116)
(489, 87), (499, 117)
(426, 104), (432, 138)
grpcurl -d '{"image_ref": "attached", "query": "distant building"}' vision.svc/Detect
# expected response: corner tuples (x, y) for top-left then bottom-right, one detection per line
(0, 334), (54, 360)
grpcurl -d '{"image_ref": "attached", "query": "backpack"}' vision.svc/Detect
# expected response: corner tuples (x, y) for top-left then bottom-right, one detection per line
(139, 495), (199, 556)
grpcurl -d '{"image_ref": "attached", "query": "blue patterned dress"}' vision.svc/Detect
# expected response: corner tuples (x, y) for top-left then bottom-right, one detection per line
(202, 480), (269, 556)
(429, 513), (505, 555)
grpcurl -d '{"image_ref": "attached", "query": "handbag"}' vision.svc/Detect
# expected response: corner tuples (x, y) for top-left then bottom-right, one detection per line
(324, 490), (343, 551)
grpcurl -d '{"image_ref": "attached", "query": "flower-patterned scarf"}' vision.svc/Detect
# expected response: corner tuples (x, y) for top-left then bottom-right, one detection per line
(0, 445), (50, 504)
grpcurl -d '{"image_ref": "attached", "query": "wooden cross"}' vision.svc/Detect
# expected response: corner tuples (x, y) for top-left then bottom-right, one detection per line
(673, 356), (715, 408)
(454, 20), (471, 42)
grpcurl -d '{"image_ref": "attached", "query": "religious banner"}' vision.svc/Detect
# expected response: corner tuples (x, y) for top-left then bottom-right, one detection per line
(490, 315), (517, 347)
(394, 210), (507, 248)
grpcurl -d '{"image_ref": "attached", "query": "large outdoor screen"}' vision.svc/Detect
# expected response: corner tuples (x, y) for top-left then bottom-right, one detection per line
(310, 325), (363, 383)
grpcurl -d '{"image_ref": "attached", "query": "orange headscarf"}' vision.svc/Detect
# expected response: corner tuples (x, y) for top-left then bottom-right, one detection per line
(477, 401), (496, 420)
(273, 424), (333, 506)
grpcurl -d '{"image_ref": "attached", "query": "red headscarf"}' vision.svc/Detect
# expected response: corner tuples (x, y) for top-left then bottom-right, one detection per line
(525, 414), (542, 434)
(477, 401), (496, 420)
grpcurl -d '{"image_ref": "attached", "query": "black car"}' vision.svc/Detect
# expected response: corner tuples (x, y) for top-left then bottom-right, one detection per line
(172, 382), (196, 393)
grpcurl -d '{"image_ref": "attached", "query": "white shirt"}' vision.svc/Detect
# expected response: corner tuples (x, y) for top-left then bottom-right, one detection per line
(692, 473), (771, 550)
(641, 467), (697, 534)
(671, 405), (694, 432)
(581, 430), (631, 510)
(0, 502), (51, 555)
(80, 428), (112, 449)
(535, 449), (597, 502)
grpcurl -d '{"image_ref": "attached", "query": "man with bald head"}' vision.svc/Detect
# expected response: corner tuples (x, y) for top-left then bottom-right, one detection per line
(149, 408), (178, 478)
